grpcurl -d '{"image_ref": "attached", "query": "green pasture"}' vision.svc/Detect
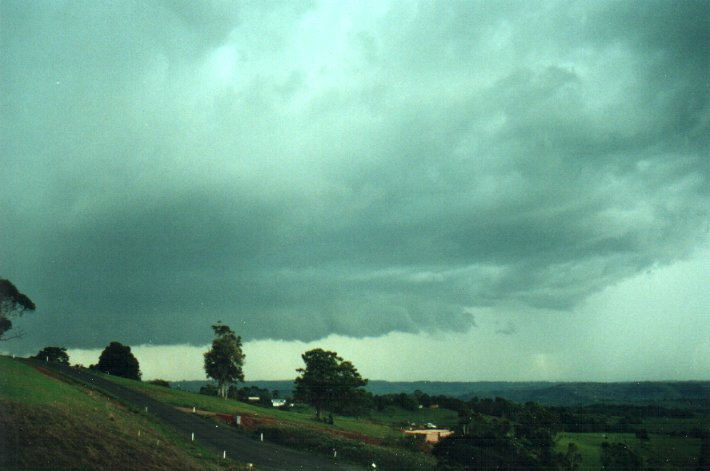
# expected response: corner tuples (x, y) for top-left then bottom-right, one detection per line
(556, 431), (701, 470)
(368, 405), (459, 429)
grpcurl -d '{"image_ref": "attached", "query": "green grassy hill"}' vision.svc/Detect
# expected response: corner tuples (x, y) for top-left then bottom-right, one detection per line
(0, 356), (437, 470)
(99, 374), (439, 469)
(0, 356), (242, 470)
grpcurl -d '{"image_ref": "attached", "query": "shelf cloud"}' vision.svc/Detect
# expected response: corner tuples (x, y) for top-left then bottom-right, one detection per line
(2, 0), (708, 351)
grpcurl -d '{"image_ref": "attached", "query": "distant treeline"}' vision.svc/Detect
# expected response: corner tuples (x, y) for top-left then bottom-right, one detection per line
(174, 379), (710, 408)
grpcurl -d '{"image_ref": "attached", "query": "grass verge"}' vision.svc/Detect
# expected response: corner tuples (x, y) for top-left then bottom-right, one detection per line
(0, 357), (248, 470)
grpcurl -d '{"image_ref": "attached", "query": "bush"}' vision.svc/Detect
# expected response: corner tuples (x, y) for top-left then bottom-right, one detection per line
(148, 379), (171, 388)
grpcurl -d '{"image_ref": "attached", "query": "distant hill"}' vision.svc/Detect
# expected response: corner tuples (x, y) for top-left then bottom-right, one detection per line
(461, 381), (710, 407)
(171, 379), (710, 407)
(170, 380), (553, 397)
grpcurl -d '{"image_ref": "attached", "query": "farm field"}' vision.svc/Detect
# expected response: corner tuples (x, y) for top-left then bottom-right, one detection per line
(556, 432), (702, 470)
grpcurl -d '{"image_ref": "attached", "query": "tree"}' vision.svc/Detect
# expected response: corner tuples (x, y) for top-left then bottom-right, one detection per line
(294, 348), (367, 420)
(32, 346), (69, 365)
(94, 341), (141, 380)
(203, 323), (244, 398)
(559, 442), (583, 471)
(0, 278), (36, 341)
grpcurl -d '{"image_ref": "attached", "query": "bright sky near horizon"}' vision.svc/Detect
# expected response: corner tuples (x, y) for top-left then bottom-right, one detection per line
(2, 1), (709, 381)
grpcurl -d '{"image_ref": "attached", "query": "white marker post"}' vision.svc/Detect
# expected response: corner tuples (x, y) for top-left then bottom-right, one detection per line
(222, 450), (226, 459)
(192, 406), (196, 413)
(260, 433), (263, 442)
(191, 433), (194, 442)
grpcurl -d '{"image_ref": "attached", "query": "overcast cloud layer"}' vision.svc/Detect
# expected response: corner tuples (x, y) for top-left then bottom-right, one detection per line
(2, 0), (708, 352)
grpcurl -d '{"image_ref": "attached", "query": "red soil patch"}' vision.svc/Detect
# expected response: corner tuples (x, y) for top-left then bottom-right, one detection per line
(240, 414), (383, 445)
(29, 364), (62, 380)
(181, 407), (383, 447)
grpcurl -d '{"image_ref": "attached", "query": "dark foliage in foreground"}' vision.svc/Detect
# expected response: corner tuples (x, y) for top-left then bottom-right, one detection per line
(92, 341), (141, 380)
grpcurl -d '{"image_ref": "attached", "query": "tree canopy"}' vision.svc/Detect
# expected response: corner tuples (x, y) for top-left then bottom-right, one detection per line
(204, 322), (244, 398)
(294, 348), (368, 420)
(94, 341), (141, 380)
(32, 346), (69, 365)
(0, 278), (36, 341)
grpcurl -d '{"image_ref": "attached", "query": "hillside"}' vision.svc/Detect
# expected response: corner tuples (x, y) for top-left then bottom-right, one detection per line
(0, 356), (241, 470)
(460, 381), (710, 407)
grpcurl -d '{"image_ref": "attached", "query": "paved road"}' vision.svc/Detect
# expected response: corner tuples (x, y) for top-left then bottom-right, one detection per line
(28, 360), (362, 471)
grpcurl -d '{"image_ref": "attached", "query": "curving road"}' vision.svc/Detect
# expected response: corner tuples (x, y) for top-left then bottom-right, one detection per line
(27, 360), (362, 471)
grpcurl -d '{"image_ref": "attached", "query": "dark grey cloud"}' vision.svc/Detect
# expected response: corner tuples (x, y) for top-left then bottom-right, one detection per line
(1, 0), (708, 351)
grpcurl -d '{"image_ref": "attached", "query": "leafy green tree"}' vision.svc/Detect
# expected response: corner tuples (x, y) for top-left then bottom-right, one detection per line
(94, 341), (141, 380)
(203, 323), (244, 398)
(32, 346), (69, 365)
(294, 348), (367, 420)
(0, 278), (36, 341)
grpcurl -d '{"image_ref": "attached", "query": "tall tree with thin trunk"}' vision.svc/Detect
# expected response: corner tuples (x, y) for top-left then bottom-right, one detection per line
(204, 323), (245, 398)
(0, 278), (36, 341)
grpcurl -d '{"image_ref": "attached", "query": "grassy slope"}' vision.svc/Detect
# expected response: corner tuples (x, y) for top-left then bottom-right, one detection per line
(0, 357), (244, 470)
(104, 375), (439, 469)
(106, 374), (452, 439)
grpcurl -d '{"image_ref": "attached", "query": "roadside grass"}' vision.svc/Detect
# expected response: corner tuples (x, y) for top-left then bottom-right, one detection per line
(249, 420), (437, 470)
(102, 374), (438, 468)
(0, 357), (248, 470)
(104, 374), (405, 439)
(556, 432), (701, 470)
